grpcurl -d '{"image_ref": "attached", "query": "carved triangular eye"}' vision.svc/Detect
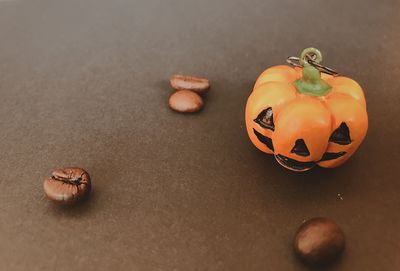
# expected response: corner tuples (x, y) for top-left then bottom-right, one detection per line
(291, 139), (310, 156)
(330, 122), (351, 145)
(254, 107), (275, 131)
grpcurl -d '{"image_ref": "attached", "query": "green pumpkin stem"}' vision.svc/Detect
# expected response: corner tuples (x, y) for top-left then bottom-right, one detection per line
(294, 47), (332, 96)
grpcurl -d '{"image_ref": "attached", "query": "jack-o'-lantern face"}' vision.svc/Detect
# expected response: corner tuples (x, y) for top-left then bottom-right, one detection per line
(245, 49), (368, 171)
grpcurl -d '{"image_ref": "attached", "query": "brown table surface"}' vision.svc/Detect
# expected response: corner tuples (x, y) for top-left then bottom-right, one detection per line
(0, 0), (399, 270)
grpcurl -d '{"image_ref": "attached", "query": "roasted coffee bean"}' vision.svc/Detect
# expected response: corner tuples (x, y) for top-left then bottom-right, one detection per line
(169, 90), (204, 113)
(294, 217), (345, 266)
(43, 167), (91, 205)
(170, 74), (210, 93)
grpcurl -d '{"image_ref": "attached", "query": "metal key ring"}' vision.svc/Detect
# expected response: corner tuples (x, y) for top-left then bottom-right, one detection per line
(306, 57), (339, 76)
(286, 56), (303, 68)
(286, 54), (339, 76)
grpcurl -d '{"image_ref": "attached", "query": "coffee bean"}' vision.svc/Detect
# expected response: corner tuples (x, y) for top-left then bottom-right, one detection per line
(169, 90), (204, 113)
(43, 167), (91, 205)
(170, 74), (210, 93)
(294, 217), (345, 266)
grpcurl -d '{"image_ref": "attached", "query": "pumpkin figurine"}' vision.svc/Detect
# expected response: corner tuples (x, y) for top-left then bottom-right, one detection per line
(245, 48), (368, 171)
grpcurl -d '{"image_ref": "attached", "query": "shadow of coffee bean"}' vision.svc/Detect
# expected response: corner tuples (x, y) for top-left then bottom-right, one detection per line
(46, 188), (98, 217)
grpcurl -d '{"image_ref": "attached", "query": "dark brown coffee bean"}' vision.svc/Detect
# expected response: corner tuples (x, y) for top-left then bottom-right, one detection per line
(294, 217), (345, 266)
(43, 167), (91, 205)
(170, 74), (210, 93)
(169, 90), (204, 113)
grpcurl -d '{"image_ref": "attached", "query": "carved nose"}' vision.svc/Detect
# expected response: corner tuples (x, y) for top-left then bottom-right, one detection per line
(291, 139), (310, 157)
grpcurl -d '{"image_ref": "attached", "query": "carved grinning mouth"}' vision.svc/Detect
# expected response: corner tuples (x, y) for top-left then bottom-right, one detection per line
(275, 154), (316, 171)
(275, 151), (347, 171)
(253, 129), (347, 170)
(320, 151), (347, 161)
